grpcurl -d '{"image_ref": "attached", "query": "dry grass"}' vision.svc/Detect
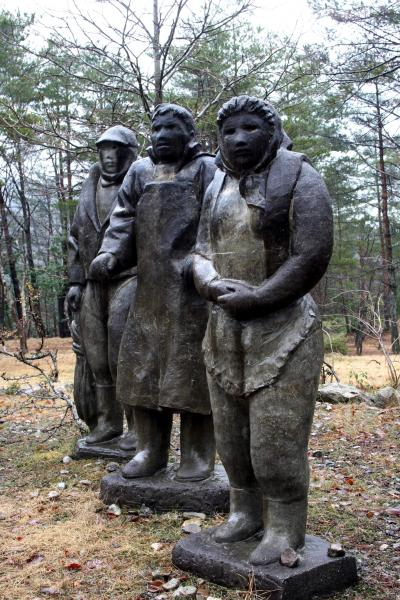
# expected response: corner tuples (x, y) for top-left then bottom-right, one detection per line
(0, 337), (399, 600)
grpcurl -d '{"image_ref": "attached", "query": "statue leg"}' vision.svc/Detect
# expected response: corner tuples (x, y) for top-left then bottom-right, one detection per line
(108, 277), (138, 451)
(249, 330), (323, 565)
(175, 412), (216, 482)
(121, 407), (173, 478)
(80, 282), (123, 444)
(207, 374), (263, 543)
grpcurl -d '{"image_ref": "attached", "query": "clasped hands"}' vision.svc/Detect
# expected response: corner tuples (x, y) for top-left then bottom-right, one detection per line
(208, 278), (261, 319)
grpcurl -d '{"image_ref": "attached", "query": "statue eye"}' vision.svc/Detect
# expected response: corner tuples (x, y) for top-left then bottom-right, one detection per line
(224, 128), (235, 135)
(244, 124), (258, 132)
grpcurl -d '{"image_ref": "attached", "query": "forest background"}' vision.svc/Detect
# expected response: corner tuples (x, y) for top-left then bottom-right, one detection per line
(0, 0), (399, 356)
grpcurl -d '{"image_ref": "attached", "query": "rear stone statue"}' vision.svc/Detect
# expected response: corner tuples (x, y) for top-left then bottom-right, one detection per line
(67, 126), (138, 452)
(91, 104), (217, 482)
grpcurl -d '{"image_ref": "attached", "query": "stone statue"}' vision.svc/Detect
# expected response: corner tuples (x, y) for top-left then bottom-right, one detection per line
(67, 125), (138, 448)
(90, 104), (217, 481)
(192, 96), (333, 564)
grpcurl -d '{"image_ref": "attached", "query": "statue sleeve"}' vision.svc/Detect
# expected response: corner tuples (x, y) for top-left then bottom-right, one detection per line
(255, 161), (333, 311)
(99, 164), (138, 269)
(68, 205), (85, 286)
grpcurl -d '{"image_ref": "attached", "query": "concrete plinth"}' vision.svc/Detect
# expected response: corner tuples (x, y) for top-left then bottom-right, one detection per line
(172, 529), (358, 600)
(100, 464), (229, 514)
(74, 436), (134, 461)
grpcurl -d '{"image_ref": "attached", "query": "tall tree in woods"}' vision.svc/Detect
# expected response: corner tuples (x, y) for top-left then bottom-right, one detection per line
(310, 0), (400, 351)
(0, 11), (46, 340)
(39, 0), (254, 119)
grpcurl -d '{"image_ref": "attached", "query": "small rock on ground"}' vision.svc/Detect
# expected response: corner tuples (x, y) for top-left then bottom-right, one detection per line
(182, 521), (202, 534)
(162, 578), (180, 592)
(107, 504), (121, 516)
(106, 462), (119, 472)
(280, 547), (300, 568)
(182, 512), (206, 520)
(328, 542), (346, 557)
(373, 386), (400, 408)
(62, 455), (72, 464)
(173, 586), (197, 599)
(317, 383), (373, 404)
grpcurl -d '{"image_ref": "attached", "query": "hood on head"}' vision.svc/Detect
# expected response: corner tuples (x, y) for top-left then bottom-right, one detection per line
(216, 96), (284, 176)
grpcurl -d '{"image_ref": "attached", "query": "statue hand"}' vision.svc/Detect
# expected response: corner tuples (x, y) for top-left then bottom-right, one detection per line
(217, 282), (259, 319)
(67, 284), (83, 311)
(207, 279), (238, 302)
(89, 252), (117, 281)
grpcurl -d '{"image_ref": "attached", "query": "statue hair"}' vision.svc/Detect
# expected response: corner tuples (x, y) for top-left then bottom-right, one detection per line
(152, 103), (196, 133)
(217, 96), (278, 130)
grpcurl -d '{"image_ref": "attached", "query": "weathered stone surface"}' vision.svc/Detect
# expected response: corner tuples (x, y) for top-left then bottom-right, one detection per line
(100, 464), (229, 514)
(74, 436), (134, 461)
(172, 530), (358, 600)
(373, 386), (400, 408)
(317, 383), (373, 404)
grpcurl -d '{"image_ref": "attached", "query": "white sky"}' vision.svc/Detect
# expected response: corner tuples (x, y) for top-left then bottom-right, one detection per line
(1, 0), (321, 42)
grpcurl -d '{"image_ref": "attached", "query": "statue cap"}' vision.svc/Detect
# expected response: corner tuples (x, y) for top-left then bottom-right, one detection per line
(96, 125), (138, 148)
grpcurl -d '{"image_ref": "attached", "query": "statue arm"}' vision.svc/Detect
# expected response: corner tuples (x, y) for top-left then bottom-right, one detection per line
(217, 162), (333, 317)
(255, 161), (333, 309)
(99, 164), (139, 269)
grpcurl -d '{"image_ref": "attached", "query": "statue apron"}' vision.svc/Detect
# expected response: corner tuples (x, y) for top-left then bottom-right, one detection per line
(117, 175), (210, 414)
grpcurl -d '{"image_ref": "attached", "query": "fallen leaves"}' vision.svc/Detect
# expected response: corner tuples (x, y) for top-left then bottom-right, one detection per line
(65, 561), (82, 571)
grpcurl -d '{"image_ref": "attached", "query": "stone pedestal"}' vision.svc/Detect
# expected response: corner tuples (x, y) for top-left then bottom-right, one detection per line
(172, 529), (358, 600)
(100, 464), (229, 514)
(74, 436), (134, 461)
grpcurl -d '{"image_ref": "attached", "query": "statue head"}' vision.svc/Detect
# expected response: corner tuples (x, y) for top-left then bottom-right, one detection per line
(96, 125), (138, 175)
(216, 96), (283, 174)
(151, 103), (196, 163)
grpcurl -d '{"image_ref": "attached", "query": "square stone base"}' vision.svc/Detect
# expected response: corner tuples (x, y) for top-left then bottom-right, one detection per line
(172, 530), (358, 599)
(100, 464), (229, 514)
(74, 436), (134, 461)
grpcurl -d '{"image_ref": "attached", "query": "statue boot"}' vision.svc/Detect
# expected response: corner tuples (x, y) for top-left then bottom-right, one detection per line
(249, 497), (307, 565)
(175, 412), (216, 482)
(118, 403), (137, 451)
(121, 408), (172, 478)
(85, 384), (123, 444)
(214, 486), (263, 543)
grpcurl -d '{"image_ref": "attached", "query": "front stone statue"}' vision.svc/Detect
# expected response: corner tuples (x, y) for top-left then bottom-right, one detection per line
(90, 104), (217, 481)
(192, 96), (333, 564)
(67, 126), (138, 449)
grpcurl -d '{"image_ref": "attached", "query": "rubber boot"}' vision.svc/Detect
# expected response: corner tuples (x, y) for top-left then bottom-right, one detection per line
(85, 384), (123, 444)
(121, 408), (172, 478)
(118, 403), (137, 452)
(214, 486), (263, 543)
(175, 413), (216, 482)
(249, 497), (307, 565)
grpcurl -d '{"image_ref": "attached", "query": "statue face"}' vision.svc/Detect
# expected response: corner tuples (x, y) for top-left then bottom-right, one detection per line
(151, 114), (193, 163)
(220, 112), (271, 171)
(98, 142), (124, 174)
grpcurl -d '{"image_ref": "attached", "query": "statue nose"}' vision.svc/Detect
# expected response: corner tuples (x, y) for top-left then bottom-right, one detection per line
(234, 132), (247, 146)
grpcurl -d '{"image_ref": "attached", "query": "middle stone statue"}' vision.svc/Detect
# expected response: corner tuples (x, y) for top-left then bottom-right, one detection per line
(89, 104), (217, 482)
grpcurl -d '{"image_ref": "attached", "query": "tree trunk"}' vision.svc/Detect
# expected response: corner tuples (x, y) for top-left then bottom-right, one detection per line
(375, 83), (399, 352)
(0, 184), (28, 352)
(16, 145), (45, 338)
(152, 0), (163, 105)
